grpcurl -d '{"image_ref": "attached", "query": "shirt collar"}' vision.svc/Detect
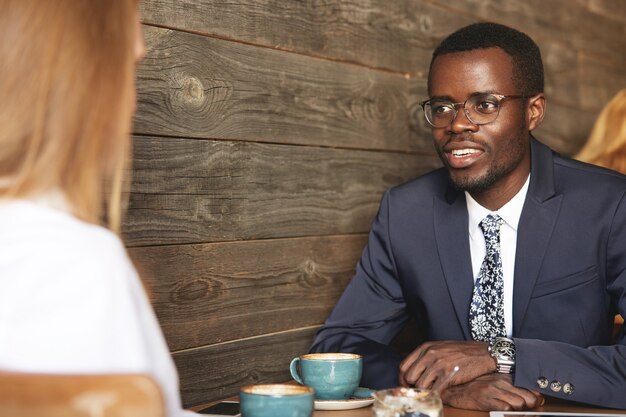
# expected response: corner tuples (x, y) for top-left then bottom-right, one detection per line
(28, 188), (72, 214)
(466, 174), (530, 237)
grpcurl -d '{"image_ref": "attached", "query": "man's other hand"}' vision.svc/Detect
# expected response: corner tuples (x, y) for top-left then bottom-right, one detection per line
(441, 374), (544, 411)
(399, 340), (495, 391)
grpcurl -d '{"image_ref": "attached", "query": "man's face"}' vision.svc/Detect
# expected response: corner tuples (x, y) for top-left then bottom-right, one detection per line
(428, 47), (531, 196)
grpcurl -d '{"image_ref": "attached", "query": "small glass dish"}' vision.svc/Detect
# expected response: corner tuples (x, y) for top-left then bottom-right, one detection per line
(372, 387), (443, 417)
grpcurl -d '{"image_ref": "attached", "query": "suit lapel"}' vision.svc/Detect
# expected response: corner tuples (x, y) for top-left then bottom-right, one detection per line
(434, 187), (474, 340)
(513, 138), (562, 335)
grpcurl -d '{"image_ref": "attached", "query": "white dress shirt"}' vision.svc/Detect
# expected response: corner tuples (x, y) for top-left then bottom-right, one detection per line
(0, 194), (196, 417)
(465, 175), (530, 337)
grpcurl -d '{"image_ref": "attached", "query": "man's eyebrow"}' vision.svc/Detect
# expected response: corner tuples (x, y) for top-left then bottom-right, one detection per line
(428, 91), (501, 101)
(471, 90), (499, 96)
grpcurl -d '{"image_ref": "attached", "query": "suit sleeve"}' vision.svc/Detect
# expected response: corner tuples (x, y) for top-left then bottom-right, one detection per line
(514, 191), (626, 409)
(309, 190), (410, 389)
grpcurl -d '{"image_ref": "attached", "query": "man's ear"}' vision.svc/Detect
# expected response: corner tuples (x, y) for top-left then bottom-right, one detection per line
(527, 93), (546, 131)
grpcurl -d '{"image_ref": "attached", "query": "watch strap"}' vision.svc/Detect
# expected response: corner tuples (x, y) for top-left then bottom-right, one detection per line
(489, 337), (516, 374)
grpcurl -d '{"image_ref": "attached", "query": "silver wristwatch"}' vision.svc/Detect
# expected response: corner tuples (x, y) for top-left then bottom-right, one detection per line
(488, 337), (516, 374)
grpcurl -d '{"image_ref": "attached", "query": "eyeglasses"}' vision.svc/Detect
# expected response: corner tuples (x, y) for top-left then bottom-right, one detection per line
(420, 93), (530, 128)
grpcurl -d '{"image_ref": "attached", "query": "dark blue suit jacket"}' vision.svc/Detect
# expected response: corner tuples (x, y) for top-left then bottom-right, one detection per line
(310, 138), (626, 408)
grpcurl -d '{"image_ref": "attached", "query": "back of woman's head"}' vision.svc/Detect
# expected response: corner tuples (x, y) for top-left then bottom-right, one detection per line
(0, 0), (139, 232)
(576, 89), (626, 174)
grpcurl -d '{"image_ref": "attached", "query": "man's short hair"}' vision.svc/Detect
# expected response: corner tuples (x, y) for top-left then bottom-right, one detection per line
(429, 22), (544, 95)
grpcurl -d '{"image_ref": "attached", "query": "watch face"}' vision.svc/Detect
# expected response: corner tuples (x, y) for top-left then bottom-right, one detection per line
(494, 341), (515, 358)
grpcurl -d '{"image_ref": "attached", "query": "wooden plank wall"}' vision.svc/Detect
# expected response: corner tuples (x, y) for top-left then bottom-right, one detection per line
(131, 0), (626, 407)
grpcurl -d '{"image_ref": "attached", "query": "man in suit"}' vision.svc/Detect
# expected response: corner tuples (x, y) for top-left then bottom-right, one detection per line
(310, 22), (626, 410)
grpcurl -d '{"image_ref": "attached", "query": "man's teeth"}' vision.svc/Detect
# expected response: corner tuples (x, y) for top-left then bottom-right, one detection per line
(451, 149), (479, 157)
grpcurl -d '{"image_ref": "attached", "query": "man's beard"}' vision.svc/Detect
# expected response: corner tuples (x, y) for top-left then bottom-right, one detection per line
(449, 152), (523, 193)
(438, 125), (529, 194)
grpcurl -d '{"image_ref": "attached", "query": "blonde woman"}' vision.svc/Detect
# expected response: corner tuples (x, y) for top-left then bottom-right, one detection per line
(575, 89), (626, 174)
(0, 1), (195, 416)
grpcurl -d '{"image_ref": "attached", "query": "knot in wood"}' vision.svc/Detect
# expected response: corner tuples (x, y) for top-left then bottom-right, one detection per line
(419, 15), (432, 34)
(304, 260), (316, 275)
(182, 76), (205, 104)
(173, 279), (222, 303)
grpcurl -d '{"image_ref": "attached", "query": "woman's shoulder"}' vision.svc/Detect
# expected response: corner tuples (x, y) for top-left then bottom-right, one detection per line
(2, 199), (122, 245)
(0, 201), (159, 377)
(0, 199), (134, 282)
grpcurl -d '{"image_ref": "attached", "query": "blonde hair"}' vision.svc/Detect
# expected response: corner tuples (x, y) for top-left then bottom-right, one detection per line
(575, 89), (626, 174)
(0, 0), (139, 233)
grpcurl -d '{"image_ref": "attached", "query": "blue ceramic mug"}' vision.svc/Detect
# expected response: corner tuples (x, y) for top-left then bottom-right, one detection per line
(239, 384), (314, 417)
(289, 353), (362, 400)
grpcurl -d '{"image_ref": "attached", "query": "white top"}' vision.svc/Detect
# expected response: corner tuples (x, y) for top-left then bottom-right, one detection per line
(465, 175), (530, 337)
(0, 196), (196, 417)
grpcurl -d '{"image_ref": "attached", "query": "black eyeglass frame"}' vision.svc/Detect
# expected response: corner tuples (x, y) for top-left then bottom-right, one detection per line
(419, 93), (532, 128)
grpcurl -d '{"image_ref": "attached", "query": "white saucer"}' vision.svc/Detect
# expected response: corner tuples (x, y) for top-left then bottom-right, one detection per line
(314, 388), (374, 411)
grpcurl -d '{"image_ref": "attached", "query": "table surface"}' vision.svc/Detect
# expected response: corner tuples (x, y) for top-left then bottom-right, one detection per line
(192, 396), (626, 417)
(314, 398), (626, 417)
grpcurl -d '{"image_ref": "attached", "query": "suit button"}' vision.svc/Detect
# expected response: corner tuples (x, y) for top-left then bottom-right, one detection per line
(563, 383), (574, 395)
(550, 380), (562, 392)
(537, 377), (548, 389)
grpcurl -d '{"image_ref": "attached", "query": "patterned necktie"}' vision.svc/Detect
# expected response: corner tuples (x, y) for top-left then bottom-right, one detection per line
(469, 214), (506, 342)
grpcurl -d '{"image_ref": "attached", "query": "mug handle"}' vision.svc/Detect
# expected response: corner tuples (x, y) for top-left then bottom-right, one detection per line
(289, 357), (304, 385)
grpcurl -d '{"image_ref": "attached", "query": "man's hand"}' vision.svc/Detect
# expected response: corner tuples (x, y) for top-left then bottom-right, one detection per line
(441, 373), (544, 411)
(399, 340), (496, 391)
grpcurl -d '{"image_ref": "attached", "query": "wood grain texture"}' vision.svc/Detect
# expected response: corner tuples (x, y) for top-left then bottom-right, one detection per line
(579, 53), (626, 112)
(134, 25), (428, 153)
(123, 136), (440, 246)
(439, 0), (626, 65)
(141, 0), (624, 79)
(139, 0), (474, 74)
(542, 34), (626, 114)
(172, 327), (318, 406)
(541, 40), (579, 108)
(130, 234), (368, 351)
(407, 78), (435, 147)
(585, 0), (626, 21)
